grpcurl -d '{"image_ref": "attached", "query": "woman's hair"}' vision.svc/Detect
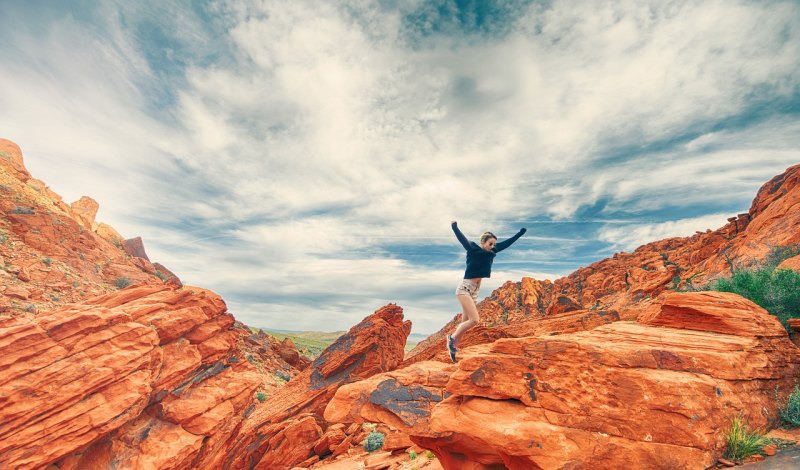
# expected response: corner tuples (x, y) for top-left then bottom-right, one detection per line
(480, 231), (497, 244)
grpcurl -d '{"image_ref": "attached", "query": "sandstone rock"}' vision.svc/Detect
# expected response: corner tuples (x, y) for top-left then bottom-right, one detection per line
(153, 262), (183, 287)
(94, 222), (125, 246)
(409, 163), (800, 363)
(778, 254), (800, 272)
(0, 285), (279, 470)
(0, 138), (31, 182)
(255, 415), (323, 469)
(124, 236), (150, 261)
(221, 304), (411, 469)
(314, 423), (348, 456)
(327, 292), (800, 469)
(70, 196), (99, 231)
(4, 285), (30, 299)
(273, 336), (311, 369)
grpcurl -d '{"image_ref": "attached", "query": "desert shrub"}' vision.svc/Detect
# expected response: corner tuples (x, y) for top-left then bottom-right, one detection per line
(724, 416), (768, 462)
(364, 431), (385, 452)
(115, 277), (131, 289)
(154, 270), (168, 281)
(424, 450), (435, 459)
(408, 450), (417, 460)
(764, 245), (800, 269)
(780, 385), (800, 427)
(255, 391), (267, 403)
(712, 246), (800, 329)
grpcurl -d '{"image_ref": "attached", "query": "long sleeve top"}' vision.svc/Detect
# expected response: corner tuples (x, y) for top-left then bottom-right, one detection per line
(452, 222), (526, 279)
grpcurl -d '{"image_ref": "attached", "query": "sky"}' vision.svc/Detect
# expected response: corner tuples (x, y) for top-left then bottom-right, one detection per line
(0, 0), (799, 335)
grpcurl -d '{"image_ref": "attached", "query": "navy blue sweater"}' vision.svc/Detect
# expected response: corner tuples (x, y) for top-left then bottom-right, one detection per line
(452, 222), (526, 279)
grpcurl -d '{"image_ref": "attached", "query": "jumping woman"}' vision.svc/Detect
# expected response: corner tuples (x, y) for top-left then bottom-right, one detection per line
(448, 220), (526, 362)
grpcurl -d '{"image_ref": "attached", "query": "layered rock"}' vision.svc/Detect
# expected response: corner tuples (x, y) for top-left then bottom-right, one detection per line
(221, 304), (412, 469)
(0, 284), (308, 470)
(328, 292), (800, 469)
(407, 163), (800, 364)
(0, 138), (180, 315)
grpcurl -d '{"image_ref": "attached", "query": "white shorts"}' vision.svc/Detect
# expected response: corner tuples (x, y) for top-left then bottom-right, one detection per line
(455, 279), (480, 303)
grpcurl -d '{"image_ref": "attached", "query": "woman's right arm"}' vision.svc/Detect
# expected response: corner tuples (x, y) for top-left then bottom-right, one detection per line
(451, 221), (471, 250)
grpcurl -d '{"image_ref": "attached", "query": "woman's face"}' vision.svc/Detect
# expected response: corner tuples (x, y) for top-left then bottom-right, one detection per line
(481, 237), (497, 251)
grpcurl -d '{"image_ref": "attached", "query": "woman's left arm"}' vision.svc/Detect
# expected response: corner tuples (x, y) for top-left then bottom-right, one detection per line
(493, 228), (527, 252)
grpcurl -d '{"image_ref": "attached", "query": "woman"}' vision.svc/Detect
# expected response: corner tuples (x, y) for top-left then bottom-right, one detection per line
(448, 220), (526, 362)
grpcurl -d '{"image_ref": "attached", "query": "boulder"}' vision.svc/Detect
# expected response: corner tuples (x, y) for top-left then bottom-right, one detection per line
(327, 292), (800, 469)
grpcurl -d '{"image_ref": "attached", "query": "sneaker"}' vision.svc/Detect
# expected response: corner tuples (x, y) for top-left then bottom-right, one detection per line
(447, 335), (457, 363)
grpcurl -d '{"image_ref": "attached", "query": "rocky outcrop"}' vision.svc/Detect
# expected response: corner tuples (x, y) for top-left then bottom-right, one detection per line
(328, 292), (800, 469)
(0, 138), (180, 314)
(0, 284), (314, 469)
(222, 304), (412, 469)
(124, 236), (151, 261)
(407, 163), (800, 364)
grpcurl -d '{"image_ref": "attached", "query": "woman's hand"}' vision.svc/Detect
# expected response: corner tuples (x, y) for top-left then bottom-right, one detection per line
(451, 220), (457, 225)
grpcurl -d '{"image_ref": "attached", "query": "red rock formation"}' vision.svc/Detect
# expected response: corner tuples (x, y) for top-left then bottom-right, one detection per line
(327, 292), (800, 469)
(0, 283), (316, 469)
(221, 304), (412, 469)
(0, 139), (32, 182)
(124, 236), (151, 261)
(0, 138), (182, 313)
(69, 195), (100, 231)
(407, 163), (800, 364)
(778, 254), (800, 271)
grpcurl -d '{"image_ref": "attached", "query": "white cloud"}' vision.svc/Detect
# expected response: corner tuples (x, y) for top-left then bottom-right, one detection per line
(1, 0), (798, 334)
(598, 212), (732, 251)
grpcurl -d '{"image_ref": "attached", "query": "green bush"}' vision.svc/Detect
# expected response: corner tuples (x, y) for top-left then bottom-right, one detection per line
(115, 277), (131, 289)
(364, 431), (385, 452)
(255, 391), (267, 403)
(780, 385), (800, 427)
(724, 416), (769, 462)
(712, 246), (800, 330)
(408, 450), (417, 460)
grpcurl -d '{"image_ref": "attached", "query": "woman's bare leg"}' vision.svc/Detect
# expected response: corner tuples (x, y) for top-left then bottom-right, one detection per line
(452, 294), (480, 341)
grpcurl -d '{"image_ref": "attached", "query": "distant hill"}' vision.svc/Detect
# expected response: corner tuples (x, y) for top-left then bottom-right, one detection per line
(259, 328), (428, 357)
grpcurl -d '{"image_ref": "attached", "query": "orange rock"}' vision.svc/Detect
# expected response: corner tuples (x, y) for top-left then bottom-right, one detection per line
(4, 285), (30, 299)
(255, 415), (323, 469)
(778, 254), (800, 272)
(0, 138), (31, 181)
(718, 457), (736, 467)
(123, 236), (151, 261)
(314, 423), (348, 456)
(328, 293), (800, 469)
(409, 163), (800, 364)
(69, 196), (99, 231)
(762, 443), (777, 456)
(222, 304), (411, 468)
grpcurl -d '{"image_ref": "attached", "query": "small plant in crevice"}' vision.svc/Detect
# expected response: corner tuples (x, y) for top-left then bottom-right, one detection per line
(115, 277), (131, 289)
(255, 391), (267, 403)
(724, 415), (768, 462)
(779, 385), (800, 428)
(364, 431), (385, 452)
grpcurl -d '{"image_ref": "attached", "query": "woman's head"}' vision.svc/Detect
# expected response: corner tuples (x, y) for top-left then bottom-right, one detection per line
(480, 231), (497, 250)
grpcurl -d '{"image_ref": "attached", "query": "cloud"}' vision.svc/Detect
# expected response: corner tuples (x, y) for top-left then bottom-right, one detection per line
(598, 212), (732, 251)
(0, 0), (798, 334)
